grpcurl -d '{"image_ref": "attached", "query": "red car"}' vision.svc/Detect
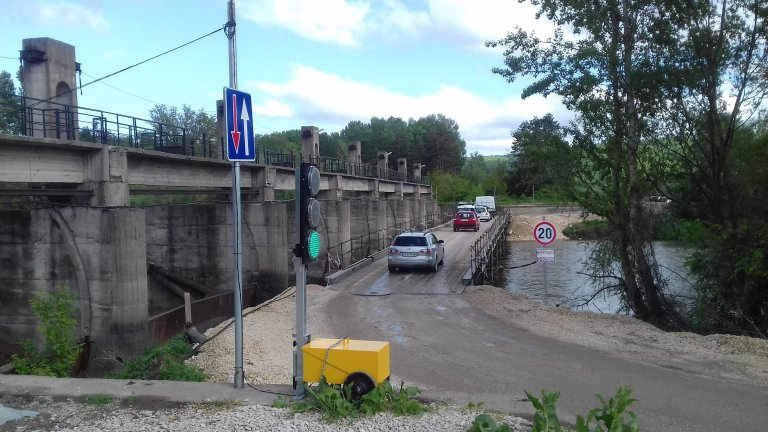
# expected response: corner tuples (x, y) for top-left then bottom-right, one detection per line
(453, 211), (479, 232)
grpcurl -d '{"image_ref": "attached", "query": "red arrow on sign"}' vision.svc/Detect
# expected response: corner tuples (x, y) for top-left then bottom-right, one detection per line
(230, 93), (241, 152)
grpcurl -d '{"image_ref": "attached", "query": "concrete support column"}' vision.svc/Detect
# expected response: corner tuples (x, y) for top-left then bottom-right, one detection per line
(368, 178), (380, 199)
(412, 199), (425, 230)
(397, 158), (408, 181)
(253, 166), (276, 202)
(243, 202), (289, 289)
(301, 126), (319, 162)
(91, 208), (148, 372)
(347, 141), (361, 176)
(377, 151), (391, 179)
(81, 146), (129, 207)
(377, 199), (388, 250)
(20, 38), (79, 140)
(320, 174), (343, 200)
(321, 200), (351, 269)
(413, 163), (423, 184)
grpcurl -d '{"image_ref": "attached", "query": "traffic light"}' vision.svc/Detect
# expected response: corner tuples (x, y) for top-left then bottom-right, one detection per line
(297, 162), (321, 263)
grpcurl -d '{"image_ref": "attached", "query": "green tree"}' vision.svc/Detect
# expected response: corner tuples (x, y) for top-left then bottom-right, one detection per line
(411, 114), (466, 173)
(149, 104), (216, 155)
(256, 129), (301, 154)
(0, 70), (22, 134)
(488, 0), (698, 325)
(427, 170), (475, 204)
(507, 114), (571, 197)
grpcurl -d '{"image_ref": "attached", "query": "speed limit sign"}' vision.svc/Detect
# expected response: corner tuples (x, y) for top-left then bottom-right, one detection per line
(533, 221), (557, 246)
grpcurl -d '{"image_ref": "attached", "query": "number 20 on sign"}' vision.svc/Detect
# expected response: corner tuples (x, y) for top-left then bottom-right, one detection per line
(534, 221), (557, 246)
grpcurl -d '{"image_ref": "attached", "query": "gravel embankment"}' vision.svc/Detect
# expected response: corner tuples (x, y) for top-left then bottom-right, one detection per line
(5, 395), (529, 432)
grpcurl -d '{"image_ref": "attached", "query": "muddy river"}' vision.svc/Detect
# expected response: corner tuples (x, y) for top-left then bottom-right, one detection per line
(499, 240), (693, 314)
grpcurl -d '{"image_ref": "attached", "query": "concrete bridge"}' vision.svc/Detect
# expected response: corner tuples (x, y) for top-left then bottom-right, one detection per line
(0, 132), (441, 374)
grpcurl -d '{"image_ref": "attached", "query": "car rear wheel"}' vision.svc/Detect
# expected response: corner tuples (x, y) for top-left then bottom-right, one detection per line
(431, 260), (438, 272)
(388, 266), (396, 273)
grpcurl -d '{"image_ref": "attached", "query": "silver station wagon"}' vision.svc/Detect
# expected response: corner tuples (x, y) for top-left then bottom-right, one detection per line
(387, 231), (445, 273)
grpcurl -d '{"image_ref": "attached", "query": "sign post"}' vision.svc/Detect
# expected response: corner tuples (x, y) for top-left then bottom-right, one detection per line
(224, 0), (255, 390)
(533, 218), (557, 305)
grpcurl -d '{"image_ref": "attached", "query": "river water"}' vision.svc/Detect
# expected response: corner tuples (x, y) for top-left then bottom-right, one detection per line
(498, 240), (694, 314)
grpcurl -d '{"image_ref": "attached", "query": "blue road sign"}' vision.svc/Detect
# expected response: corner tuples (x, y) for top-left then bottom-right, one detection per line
(224, 87), (256, 161)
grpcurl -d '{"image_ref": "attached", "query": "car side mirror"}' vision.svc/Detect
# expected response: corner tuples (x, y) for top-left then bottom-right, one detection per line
(438, 239), (444, 244)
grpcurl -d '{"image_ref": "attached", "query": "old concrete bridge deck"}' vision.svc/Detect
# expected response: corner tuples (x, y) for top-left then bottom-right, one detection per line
(0, 134), (440, 374)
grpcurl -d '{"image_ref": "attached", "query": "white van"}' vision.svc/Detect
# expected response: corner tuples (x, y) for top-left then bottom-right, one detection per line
(474, 196), (496, 215)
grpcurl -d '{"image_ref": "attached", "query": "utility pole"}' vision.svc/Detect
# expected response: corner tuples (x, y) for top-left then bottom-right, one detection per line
(225, 0), (244, 390)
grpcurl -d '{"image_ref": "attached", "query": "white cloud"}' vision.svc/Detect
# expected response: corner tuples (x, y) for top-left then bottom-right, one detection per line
(240, 0), (369, 47)
(37, 0), (108, 32)
(240, 0), (554, 53)
(244, 64), (566, 155)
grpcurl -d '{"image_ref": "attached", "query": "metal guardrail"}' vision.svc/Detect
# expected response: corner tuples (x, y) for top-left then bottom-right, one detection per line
(466, 210), (510, 285)
(1, 94), (429, 185)
(323, 212), (450, 276)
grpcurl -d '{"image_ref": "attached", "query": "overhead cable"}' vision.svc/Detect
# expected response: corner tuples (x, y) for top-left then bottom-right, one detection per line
(27, 25), (224, 108)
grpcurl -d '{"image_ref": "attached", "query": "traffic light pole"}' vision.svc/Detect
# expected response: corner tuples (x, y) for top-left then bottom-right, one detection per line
(293, 160), (308, 397)
(226, 0), (244, 389)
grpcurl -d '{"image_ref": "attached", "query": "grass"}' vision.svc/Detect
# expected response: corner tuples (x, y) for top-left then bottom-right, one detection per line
(109, 335), (207, 382)
(85, 394), (114, 406)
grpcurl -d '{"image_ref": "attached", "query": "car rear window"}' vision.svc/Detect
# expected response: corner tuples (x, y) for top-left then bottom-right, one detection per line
(393, 236), (427, 246)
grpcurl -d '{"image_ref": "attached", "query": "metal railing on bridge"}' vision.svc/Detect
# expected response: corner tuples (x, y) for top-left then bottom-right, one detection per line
(0, 94), (428, 185)
(323, 212), (451, 277)
(467, 210), (510, 285)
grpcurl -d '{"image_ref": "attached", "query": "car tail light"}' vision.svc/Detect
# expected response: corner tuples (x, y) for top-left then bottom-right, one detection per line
(418, 248), (431, 255)
(389, 247), (399, 254)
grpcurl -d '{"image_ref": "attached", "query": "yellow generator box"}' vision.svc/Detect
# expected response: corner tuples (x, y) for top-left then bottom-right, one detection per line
(302, 338), (390, 385)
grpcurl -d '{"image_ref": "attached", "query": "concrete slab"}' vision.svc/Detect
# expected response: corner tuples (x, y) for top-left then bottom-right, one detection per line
(0, 375), (289, 407)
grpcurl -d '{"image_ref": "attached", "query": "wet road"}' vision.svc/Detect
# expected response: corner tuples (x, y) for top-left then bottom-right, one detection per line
(323, 208), (768, 431)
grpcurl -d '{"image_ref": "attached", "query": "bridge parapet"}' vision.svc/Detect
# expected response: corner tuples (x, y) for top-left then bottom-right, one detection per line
(0, 134), (432, 205)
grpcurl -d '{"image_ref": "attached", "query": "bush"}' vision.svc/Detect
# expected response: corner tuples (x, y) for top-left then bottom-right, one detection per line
(110, 335), (207, 381)
(11, 288), (81, 377)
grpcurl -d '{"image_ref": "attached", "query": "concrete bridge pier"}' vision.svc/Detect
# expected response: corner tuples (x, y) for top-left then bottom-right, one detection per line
(0, 206), (148, 374)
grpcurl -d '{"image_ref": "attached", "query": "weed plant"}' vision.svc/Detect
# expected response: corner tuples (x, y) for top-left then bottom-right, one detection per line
(11, 288), (81, 377)
(110, 335), (207, 381)
(85, 394), (114, 406)
(273, 377), (425, 422)
(467, 386), (639, 432)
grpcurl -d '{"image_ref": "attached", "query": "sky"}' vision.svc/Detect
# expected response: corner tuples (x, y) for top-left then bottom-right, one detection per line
(0, 0), (572, 156)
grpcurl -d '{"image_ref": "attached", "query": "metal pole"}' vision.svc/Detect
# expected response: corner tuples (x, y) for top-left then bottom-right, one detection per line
(293, 160), (307, 398)
(542, 216), (547, 305)
(227, 0), (244, 390)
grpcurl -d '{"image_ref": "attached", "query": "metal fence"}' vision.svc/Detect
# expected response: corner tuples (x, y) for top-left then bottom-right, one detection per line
(324, 212), (451, 275)
(0, 94), (429, 184)
(468, 209), (510, 285)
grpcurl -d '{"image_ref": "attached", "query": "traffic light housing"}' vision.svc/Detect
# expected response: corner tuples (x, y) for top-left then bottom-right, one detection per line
(297, 162), (321, 263)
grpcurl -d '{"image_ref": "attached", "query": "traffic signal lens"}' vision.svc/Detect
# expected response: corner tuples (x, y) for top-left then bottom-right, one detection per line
(307, 230), (320, 260)
(307, 198), (321, 228)
(306, 165), (320, 196)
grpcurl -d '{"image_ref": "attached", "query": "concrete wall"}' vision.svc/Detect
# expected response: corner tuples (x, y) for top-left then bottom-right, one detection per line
(0, 207), (147, 373)
(0, 196), (437, 373)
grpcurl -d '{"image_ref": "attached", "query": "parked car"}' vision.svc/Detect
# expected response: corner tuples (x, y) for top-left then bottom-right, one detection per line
(475, 206), (491, 222)
(453, 210), (479, 232)
(388, 231), (445, 272)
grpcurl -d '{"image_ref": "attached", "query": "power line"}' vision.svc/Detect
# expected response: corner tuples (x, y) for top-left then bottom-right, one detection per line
(28, 24), (224, 108)
(0, 55), (18, 60)
(81, 71), (164, 106)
